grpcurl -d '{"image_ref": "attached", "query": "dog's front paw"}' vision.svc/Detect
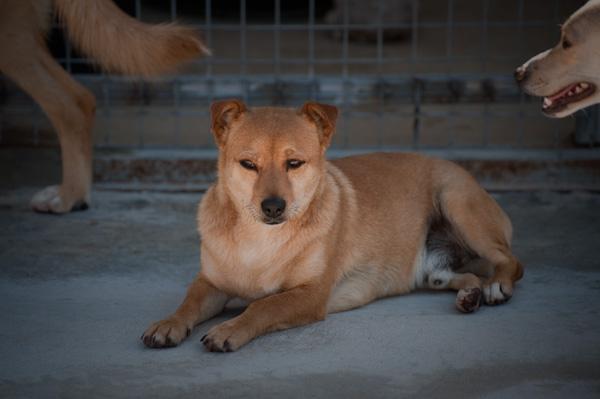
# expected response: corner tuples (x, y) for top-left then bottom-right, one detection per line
(201, 319), (250, 353)
(141, 317), (191, 349)
(31, 185), (89, 213)
(483, 280), (513, 305)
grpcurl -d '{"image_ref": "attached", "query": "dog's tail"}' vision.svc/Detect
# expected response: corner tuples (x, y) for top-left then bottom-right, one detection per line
(53, 0), (210, 77)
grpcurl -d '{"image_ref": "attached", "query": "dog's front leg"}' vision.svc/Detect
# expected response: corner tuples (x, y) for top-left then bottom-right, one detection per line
(202, 282), (329, 352)
(142, 274), (228, 348)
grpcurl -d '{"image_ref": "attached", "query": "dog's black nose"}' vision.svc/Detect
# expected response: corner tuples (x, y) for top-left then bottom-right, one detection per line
(261, 196), (286, 219)
(514, 66), (529, 84)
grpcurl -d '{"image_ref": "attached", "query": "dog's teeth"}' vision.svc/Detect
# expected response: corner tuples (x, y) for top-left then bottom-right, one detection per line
(543, 98), (552, 108)
(575, 86), (582, 94)
(581, 83), (589, 89)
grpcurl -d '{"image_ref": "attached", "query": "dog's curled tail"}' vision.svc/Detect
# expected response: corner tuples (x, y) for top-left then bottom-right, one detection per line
(53, 0), (210, 77)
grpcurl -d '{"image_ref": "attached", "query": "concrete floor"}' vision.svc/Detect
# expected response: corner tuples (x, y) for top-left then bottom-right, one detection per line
(1, 186), (600, 398)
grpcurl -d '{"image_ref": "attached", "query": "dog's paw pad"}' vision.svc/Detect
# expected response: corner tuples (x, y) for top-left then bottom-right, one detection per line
(456, 287), (482, 313)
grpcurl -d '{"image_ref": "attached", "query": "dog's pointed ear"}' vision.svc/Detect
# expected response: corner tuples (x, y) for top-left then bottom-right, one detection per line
(299, 102), (338, 148)
(210, 99), (247, 147)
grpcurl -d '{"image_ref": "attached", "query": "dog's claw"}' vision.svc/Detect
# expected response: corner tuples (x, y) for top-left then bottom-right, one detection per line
(201, 331), (238, 353)
(223, 340), (232, 352)
(165, 336), (176, 348)
(141, 318), (191, 349)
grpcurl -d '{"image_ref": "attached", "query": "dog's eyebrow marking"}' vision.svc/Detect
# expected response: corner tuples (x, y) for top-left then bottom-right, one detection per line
(284, 148), (305, 158)
(238, 151), (258, 160)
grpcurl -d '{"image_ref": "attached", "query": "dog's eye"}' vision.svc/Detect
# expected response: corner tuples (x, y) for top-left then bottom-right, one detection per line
(239, 159), (257, 171)
(286, 159), (305, 170)
(562, 38), (572, 49)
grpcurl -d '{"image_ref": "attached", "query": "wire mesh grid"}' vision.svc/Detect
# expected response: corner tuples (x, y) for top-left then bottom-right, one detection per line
(1, 0), (598, 154)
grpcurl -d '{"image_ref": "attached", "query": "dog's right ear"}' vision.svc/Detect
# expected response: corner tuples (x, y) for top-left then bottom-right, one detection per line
(210, 99), (247, 147)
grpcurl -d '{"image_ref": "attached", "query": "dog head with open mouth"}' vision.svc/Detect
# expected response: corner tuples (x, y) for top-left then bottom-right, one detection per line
(210, 100), (338, 226)
(515, 0), (600, 118)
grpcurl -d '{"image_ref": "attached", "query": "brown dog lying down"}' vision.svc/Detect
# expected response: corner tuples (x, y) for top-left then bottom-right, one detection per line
(142, 101), (524, 352)
(515, 0), (600, 118)
(0, 0), (208, 213)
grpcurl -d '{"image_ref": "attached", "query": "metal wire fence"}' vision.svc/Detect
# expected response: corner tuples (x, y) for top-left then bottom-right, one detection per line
(1, 0), (599, 155)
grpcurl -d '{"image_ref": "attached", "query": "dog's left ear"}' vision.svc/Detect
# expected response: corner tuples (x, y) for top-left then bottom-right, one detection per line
(210, 99), (247, 147)
(299, 102), (338, 148)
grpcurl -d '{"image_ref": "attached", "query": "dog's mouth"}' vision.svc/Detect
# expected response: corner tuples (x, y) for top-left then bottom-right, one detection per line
(263, 217), (285, 225)
(542, 82), (596, 115)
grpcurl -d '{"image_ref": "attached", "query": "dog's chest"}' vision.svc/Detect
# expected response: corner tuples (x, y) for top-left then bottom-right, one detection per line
(202, 229), (294, 299)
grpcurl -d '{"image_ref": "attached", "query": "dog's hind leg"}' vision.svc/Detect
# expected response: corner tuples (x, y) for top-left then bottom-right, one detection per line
(447, 272), (483, 313)
(0, 27), (96, 213)
(437, 170), (524, 307)
(422, 256), (483, 313)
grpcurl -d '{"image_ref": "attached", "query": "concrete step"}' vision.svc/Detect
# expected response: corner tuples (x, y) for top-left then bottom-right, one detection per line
(2, 148), (599, 192)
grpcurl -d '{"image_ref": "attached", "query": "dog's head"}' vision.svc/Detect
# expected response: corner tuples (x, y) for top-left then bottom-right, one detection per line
(515, 0), (600, 118)
(210, 100), (338, 226)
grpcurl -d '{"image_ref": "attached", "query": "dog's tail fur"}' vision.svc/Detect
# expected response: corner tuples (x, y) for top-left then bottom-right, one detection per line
(53, 0), (210, 77)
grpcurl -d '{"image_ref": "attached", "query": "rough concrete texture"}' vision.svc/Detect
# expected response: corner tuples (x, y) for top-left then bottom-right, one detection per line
(1, 187), (600, 398)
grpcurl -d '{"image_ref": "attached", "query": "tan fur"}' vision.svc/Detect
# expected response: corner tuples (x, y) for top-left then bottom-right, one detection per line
(515, 0), (600, 117)
(54, 0), (210, 77)
(0, 0), (208, 213)
(142, 100), (524, 352)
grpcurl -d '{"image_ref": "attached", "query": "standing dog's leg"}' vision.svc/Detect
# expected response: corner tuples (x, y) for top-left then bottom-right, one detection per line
(440, 180), (524, 307)
(0, 32), (95, 213)
(142, 275), (228, 348)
